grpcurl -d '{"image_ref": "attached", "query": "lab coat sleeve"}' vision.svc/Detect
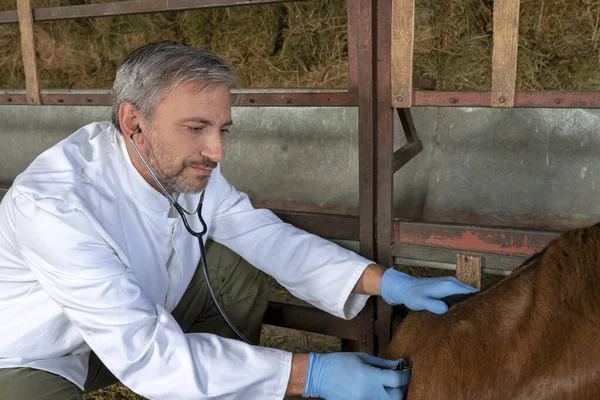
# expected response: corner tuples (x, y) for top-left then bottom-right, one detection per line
(209, 170), (372, 320)
(13, 193), (292, 400)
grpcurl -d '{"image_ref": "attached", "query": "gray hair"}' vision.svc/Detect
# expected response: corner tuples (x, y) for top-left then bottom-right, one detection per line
(111, 41), (237, 132)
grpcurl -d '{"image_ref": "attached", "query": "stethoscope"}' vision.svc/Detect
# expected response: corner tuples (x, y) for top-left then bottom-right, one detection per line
(129, 126), (251, 345)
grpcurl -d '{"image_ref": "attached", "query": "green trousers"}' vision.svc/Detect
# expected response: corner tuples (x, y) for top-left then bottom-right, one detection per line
(0, 240), (270, 399)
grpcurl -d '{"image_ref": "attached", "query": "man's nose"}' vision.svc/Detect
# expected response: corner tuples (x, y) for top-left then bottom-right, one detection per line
(200, 131), (225, 163)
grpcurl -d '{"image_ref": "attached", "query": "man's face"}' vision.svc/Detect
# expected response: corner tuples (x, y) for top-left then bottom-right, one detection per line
(140, 82), (232, 194)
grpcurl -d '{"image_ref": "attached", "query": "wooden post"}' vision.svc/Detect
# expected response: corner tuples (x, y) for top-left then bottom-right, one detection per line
(491, 0), (520, 108)
(17, 0), (41, 105)
(456, 254), (482, 290)
(391, 0), (415, 108)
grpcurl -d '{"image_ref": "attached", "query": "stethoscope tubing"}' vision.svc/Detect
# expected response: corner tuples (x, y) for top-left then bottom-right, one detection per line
(129, 131), (252, 345)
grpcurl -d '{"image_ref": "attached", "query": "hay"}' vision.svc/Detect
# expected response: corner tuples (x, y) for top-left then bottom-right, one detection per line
(413, 0), (600, 90)
(274, 1), (348, 88)
(413, 0), (493, 90)
(518, 0), (600, 90)
(0, 0), (22, 87)
(2, 0), (598, 90)
(0, 0), (349, 89)
(84, 384), (145, 400)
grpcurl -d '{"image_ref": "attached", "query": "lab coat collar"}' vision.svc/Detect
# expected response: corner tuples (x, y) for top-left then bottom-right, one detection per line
(111, 126), (172, 217)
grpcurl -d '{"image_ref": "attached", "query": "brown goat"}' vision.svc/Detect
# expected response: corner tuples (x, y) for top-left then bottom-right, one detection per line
(387, 223), (600, 400)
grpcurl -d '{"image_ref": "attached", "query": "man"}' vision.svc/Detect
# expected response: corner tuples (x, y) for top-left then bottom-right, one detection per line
(0, 42), (476, 399)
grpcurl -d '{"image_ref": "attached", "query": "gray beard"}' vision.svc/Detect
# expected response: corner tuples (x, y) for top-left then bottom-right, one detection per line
(143, 142), (207, 195)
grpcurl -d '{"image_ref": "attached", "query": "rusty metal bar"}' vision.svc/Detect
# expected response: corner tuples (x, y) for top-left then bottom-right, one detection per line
(393, 108), (422, 172)
(41, 93), (111, 106)
(393, 142), (422, 172)
(374, 0), (394, 357)
(271, 210), (359, 241)
(0, 11), (18, 24)
(397, 108), (419, 143)
(490, 0), (520, 107)
(0, 0), (310, 24)
(233, 91), (356, 106)
(393, 221), (559, 257)
(415, 91), (490, 107)
(252, 199), (358, 217)
(413, 91), (600, 108)
(412, 75), (436, 90)
(357, 0), (376, 273)
(354, 0), (377, 356)
(392, 242), (529, 273)
(263, 301), (373, 342)
(391, 0), (415, 107)
(0, 90), (356, 107)
(6, 90), (600, 108)
(0, 94), (28, 105)
(513, 91), (600, 108)
(16, 0), (41, 105)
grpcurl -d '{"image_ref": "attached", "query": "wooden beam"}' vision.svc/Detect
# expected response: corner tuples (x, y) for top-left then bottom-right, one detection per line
(391, 0), (415, 108)
(456, 254), (482, 290)
(0, 0), (310, 24)
(491, 0), (520, 108)
(16, 0), (41, 105)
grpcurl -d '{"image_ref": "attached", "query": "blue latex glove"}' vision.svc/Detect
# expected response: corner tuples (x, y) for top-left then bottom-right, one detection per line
(380, 268), (478, 314)
(303, 352), (410, 400)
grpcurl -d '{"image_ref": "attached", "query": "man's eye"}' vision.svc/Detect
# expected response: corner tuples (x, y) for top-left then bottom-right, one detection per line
(187, 126), (205, 132)
(220, 130), (230, 136)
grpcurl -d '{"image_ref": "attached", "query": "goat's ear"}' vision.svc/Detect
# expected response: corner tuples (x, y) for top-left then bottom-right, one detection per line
(442, 292), (478, 309)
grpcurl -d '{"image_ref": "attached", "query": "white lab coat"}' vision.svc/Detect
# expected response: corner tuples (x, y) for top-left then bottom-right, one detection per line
(0, 121), (372, 399)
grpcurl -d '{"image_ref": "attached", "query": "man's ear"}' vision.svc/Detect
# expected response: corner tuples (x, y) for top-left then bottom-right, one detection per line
(118, 102), (142, 136)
